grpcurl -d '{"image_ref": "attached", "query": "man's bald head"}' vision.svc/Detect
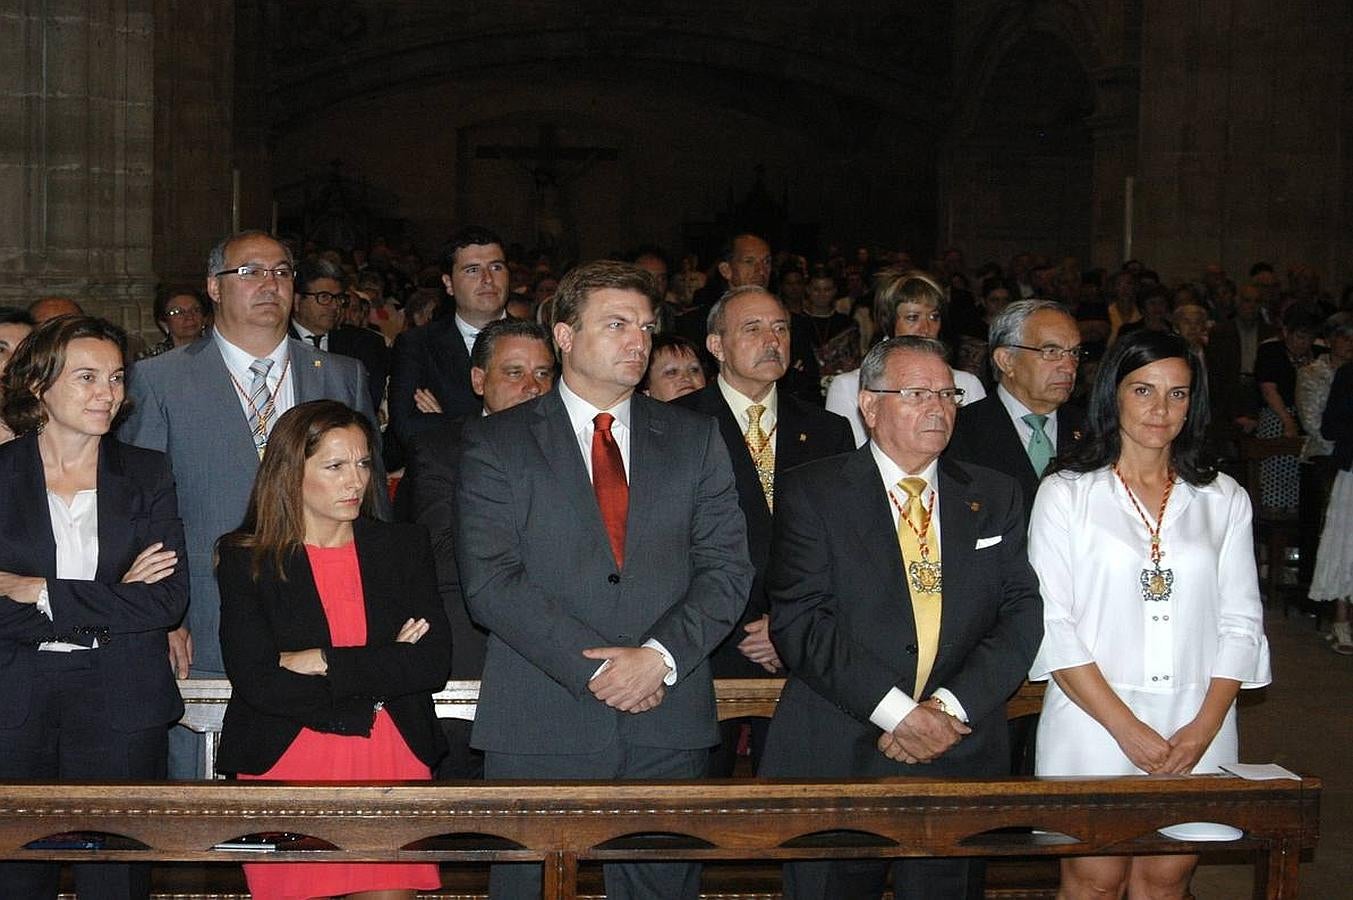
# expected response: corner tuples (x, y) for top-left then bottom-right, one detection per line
(28, 296), (84, 324)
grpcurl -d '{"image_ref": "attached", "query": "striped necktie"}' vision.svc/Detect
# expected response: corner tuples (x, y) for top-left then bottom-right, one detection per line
(247, 358), (275, 457)
(746, 403), (775, 511)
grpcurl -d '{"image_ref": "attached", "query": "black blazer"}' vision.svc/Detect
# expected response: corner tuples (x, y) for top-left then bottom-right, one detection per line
(388, 316), (481, 446)
(675, 384), (855, 676)
(1324, 361), (1353, 471)
(215, 518), (451, 775)
(944, 393), (1085, 520)
(0, 434), (188, 732)
(328, 325), (390, 415)
(761, 449), (1043, 779)
(395, 415), (487, 680)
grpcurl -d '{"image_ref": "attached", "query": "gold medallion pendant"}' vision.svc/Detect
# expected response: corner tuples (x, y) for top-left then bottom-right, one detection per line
(1139, 565), (1174, 603)
(908, 559), (943, 595)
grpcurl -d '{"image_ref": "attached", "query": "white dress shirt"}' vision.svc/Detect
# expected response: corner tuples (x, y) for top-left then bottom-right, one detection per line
(214, 331), (296, 428)
(291, 320), (327, 352)
(996, 383), (1058, 453)
(716, 375), (778, 454)
(864, 444), (968, 732)
(37, 490), (99, 652)
(557, 377), (675, 684)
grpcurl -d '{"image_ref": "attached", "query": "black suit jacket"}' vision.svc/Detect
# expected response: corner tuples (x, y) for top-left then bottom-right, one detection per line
(0, 435), (188, 732)
(396, 415), (487, 680)
(944, 393), (1085, 520)
(328, 325), (390, 414)
(388, 316), (482, 446)
(215, 518), (451, 775)
(674, 384), (855, 676)
(760, 449), (1043, 779)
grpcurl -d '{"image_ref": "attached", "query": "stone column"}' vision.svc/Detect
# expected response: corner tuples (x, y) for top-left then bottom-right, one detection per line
(0, 0), (156, 334)
(1086, 63), (1139, 271)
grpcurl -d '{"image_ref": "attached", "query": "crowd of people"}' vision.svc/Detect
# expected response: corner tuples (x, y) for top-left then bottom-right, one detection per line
(0, 223), (1348, 900)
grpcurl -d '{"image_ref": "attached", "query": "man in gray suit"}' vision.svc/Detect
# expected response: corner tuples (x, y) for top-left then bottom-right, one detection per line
(455, 260), (752, 900)
(121, 229), (381, 776)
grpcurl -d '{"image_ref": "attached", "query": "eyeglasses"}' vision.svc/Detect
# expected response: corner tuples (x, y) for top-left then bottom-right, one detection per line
(213, 265), (295, 281)
(864, 387), (967, 406)
(299, 291), (350, 307)
(1006, 343), (1087, 362)
(163, 306), (202, 318)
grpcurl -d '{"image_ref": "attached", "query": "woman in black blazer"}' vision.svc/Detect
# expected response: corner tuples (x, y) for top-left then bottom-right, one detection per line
(0, 316), (188, 900)
(215, 399), (449, 900)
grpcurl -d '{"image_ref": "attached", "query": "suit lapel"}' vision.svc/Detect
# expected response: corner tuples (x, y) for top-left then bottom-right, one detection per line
(775, 395), (814, 472)
(192, 336), (264, 460)
(6, 435), (57, 576)
(841, 447), (908, 599)
(624, 397), (665, 562)
(284, 543), (335, 645)
(353, 518), (387, 642)
(289, 337), (327, 403)
(93, 441), (138, 584)
(935, 458), (979, 674)
(530, 391), (610, 548)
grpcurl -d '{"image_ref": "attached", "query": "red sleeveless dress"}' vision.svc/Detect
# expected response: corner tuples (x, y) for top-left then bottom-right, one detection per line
(238, 541), (441, 899)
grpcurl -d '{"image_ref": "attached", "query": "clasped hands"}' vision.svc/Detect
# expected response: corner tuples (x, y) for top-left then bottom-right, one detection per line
(876, 698), (972, 764)
(1112, 716), (1212, 775)
(584, 646), (670, 713)
(278, 616), (430, 676)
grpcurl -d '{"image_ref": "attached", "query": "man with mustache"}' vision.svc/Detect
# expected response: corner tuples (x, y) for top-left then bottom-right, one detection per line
(388, 225), (511, 447)
(675, 286), (854, 776)
(121, 229), (382, 776)
(945, 299), (1086, 523)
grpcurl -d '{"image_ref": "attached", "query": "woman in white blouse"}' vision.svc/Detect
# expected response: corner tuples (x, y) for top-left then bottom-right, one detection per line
(0, 316), (187, 899)
(825, 269), (985, 445)
(1028, 329), (1270, 899)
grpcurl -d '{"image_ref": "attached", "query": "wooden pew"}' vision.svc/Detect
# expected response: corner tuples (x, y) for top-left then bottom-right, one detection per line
(0, 775), (1319, 899)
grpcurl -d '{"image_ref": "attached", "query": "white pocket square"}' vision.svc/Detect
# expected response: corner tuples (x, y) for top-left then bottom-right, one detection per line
(974, 536), (1002, 550)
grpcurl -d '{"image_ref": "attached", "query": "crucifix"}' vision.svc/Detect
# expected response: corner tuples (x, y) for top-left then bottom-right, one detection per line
(475, 124), (620, 255)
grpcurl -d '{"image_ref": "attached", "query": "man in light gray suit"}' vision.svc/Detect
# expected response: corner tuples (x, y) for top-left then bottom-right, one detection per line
(455, 260), (752, 900)
(121, 229), (381, 776)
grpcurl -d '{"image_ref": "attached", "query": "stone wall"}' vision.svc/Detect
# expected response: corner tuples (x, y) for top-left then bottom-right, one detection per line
(0, 0), (157, 333)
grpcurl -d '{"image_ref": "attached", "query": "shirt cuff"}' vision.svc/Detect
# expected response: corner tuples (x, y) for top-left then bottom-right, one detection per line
(643, 638), (678, 686)
(931, 687), (969, 723)
(35, 584), (53, 621)
(869, 687), (918, 733)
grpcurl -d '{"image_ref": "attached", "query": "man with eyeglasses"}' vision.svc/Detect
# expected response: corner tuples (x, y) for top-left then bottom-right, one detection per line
(122, 229), (384, 778)
(946, 299), (1087, 522)
(290, 256), (389, 414)
(761, 335), (1042, 900)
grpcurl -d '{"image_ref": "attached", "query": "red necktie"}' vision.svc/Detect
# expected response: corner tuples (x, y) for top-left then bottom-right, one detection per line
(591, 412), (628, 568)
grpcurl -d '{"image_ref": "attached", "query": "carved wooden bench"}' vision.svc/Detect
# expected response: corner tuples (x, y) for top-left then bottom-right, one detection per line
(0, 775), (1319, 899)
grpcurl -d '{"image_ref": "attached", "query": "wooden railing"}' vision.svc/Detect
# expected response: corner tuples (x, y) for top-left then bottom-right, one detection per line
(0, 775), (1319, 899)
(177, 678), (1047, 779)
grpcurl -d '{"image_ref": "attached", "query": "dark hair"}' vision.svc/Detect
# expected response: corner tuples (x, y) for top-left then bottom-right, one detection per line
(469, 318), (553, 370)
(0, 307), (36, 327)
(218, 400), (379, 580)
(1051, 329), (1216, 485)
(1281, 302), (1323, 334)
(719, 232), (769, 263)
(403, 286), (443, 323)
(1, 316), (130, 436)
(551, 260), (658, 330)
(438, 225), (505, 275)
(295, 256), (348, 293)
(153, 285), (206, 324)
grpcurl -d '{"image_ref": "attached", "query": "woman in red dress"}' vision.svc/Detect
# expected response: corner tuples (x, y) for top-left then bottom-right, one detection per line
(216, 399), (450, 900)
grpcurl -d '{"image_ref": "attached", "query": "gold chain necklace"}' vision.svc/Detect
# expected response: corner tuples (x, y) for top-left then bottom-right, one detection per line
(1114, 465), (1176, 602)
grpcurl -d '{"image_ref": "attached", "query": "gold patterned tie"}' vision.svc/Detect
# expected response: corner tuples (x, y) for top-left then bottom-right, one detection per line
(746, 403), (775, 511)
(896, 477), (942, 698)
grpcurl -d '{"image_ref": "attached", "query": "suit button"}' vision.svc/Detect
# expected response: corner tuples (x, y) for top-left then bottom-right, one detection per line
(617, 633), (631, 642)
(905, 644), (918, 655)
(607, 573), (620, 584)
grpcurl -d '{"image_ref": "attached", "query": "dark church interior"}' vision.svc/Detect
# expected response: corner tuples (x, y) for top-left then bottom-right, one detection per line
(1, 0), (1351, 897)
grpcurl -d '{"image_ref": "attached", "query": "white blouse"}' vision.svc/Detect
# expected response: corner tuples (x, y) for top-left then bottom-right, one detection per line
(38, 489), (99, 652)
(1028, 467), (1270, 693)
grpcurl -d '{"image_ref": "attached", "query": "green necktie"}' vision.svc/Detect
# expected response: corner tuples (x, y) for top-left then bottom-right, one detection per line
(1022, 413), (1053, 476)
